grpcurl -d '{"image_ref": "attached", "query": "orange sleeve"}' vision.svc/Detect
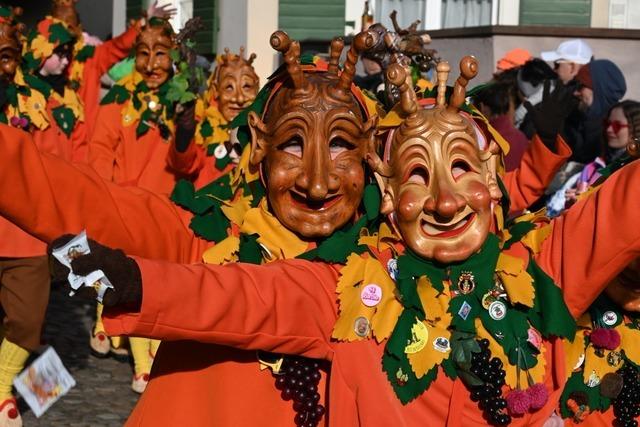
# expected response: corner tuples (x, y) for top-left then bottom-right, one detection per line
(88, 104), (121, 181)
(166, 140), (205, 177)
(0, 124), (207, 263)
(103, 258), (339, 360)
(535, 160), (640, 318)
(88, 26), (138, 76)
(502, 135), (571, 213)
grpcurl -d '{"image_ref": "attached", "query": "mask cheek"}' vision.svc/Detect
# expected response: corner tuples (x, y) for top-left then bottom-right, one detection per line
(396, 187), (424, 223)
(464, 180), (492, 213)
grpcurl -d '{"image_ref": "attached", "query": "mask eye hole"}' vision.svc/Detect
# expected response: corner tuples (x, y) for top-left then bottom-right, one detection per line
(406, 167), (429, 185)
(329, 138), (356, 159)
(451, 160), (471, 179)
(279, 136), (303, 158)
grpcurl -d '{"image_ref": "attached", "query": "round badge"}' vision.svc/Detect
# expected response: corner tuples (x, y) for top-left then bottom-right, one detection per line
(405, 319), (429, 354)
(481, 292), (496, 309)
(602, 311), (618, 326)
(360, 284), (383, 307)
(488, 300), (507, 321)
(587, 370), (601, 388)
(457, 272), (476, 295)
(148, 100), (158, 110)
(387, 258), (398, 280)
(214, 144), (229, 159)
(433, 337), (451, 353)
(573, 353), (585, 371)
(607, 350), (623, 368)
(353, 316), (371, 338)
(527, 327), (543, 350)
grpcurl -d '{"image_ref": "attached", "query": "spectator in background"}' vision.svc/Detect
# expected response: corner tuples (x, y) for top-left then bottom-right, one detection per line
(547, 100), (640, 216)
(541, 39), (592, 85)
(495, 47), (532, 73)
(515, 58), (557, 138)
(476, 83), (529, 171)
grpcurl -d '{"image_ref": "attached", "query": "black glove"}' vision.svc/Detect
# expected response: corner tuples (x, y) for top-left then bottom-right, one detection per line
(523, 80), (577, 151)
(174, 101), (196, 153)
(48, 235), (143, 309)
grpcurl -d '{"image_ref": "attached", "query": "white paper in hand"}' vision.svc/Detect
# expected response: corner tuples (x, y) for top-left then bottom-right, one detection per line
(51, 230), (114, 303)
(13, 347), (76, 418)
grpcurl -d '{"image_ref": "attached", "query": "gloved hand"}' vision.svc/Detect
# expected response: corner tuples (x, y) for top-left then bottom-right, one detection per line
(174, 101), (196, 153)
(48, 235), (143, 309)
(523, 80), (577, 151)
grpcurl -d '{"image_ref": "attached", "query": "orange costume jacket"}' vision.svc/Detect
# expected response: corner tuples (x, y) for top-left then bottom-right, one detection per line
(0, 124), (569, 425)
(76, 26), (138, 135)
(102, 160), (640, 426)
(89, 102), (187, 195)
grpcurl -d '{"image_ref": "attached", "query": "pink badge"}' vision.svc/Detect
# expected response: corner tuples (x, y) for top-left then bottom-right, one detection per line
(360, 284), (382, 307)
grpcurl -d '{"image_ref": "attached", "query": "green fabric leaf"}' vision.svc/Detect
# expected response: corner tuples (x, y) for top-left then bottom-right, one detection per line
(528, 259), (576, 340)
(297, 216), (367, 263)
(22, 73), (51, 98)
(136, 118), (150, 137)
(100, 84), (130, 105)
(75, 45), (95, 62)
(170, 175), (232, 215)
(0, 7), (11, 18)
(215, 154), (232, 170)
(559, 371), (611, 418)
(238, 233), (262, 264)
(503, 221), (535, 250)
(48, 23), (73, 45)
(22, 53), (40, 72)
(5, 84), (17, 107)
(382, 350), (437, 405)
(363, 184), (381, 220)
(0, 111), (7, 124)
(51, 106), (76, 137)
(200, 119), (214, 138)
(188, 207), (229, 242)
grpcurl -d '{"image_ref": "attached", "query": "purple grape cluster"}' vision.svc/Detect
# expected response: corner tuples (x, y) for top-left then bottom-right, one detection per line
(469, 339), (511, 426)
(613, 365), (640, 427)
(274, 356), (326, 427)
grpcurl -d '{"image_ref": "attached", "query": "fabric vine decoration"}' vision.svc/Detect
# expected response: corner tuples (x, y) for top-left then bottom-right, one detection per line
(23, 16), (74, 72)
(101, 70), (177, 139)
(333, 220), (576, 425)
(68, 40), (95, 90)
(560, 295), (640, 424)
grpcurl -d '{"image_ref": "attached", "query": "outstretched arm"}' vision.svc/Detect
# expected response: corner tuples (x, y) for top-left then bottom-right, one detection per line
(89, 26), (138, 76)
(102, 257), (339, 360)
(502, 135), (571, 213)
(536, 160), (640, 317)
(0, 124), (207, 263)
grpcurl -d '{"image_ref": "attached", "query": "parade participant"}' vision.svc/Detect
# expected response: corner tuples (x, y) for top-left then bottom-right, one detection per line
(541, 39), (592, 85)
(167, 46), (260, 187)
(51, 58), (640, 427)
(51, 0), (176, 135)
(87, 17), (206, 392)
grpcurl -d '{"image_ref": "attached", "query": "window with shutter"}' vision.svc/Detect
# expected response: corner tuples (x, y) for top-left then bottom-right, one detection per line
(279, 0), (346, 41)
(520, 0), (592, 27)
(193, 0), (218, 54)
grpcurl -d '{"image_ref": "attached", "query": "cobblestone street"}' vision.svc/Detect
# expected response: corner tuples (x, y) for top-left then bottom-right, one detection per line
(20, 286), (137, 426)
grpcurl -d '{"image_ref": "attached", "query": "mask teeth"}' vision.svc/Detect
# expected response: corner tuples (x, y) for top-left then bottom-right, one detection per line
(327, 37), (344, 75)
(436, 61), (450, 108)
(448, 55), (478, 112)
(332, 29), (378, 99)
(270, 30), (308, 93)
(385, 62), (418, 117)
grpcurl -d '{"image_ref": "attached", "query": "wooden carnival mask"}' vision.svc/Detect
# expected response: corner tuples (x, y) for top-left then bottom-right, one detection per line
(371, 57), (503, 263)
(51, 0), (81, 37)
(0, 7), (24, 82)
(134, 19), (175, 90)
(605, 259), (640, 312)
(212, 47), (259, 122)
(247, 31), (378, 239)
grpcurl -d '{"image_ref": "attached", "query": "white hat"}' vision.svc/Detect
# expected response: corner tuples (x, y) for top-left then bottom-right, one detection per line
(541, 39), (593, 65)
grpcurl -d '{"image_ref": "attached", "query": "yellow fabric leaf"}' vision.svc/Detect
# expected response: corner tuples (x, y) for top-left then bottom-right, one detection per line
(365, 257), (402, 343)
(30, 34), (54, 60)
(121, 101), (140, 127)
(220, 195), (252, 227)
(583, 346), (617, 383)
(563, 315), (590, 376)
(19, 92), (49, 130)
(357, 222), (399, 253)
(63, 88), (84, 122)
(416, 277), (450, 323)
(494, 204), (504, 233)
(415, 78), (433, 92)
(362, 93), (384, 121)
(407, 323), (451, 378)
(476, 320), (546, 388)
(497, 253), (535, 307)
(230, 144), (259, 187)
(521, 225), (552, 255)
(240, 200), (309, 261)
(201, 236), (240, 265)
(378, 107), (403, 129)
(618, 323), (640, 363)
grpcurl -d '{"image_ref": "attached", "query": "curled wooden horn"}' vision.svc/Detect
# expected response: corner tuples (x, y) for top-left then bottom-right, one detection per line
(328, 37), (344, 75)
(333, 29), (378, 98)
(270, 30), (308, 92)
(386, 63), (418, 117)
(247, 52), (256, 65)
(448, 55), (478, 112)
(436, 61), (450, 107)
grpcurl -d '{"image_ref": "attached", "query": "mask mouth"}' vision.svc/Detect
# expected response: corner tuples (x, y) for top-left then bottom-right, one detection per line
(289, 190), (342, 212)
(420, 212), (475, 238)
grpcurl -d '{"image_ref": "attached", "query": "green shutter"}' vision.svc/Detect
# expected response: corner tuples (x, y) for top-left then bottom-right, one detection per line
(127, 0), (143, 22)
(193, 0), (218, 55)
(279, 0), (345, 41)
(520, 0), (591, 27)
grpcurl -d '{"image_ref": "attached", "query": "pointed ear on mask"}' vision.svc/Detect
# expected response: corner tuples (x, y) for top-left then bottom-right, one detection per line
(248, 110), (269, 166)
(482, 140), (503, 201)
(380, 187), (395, 215)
